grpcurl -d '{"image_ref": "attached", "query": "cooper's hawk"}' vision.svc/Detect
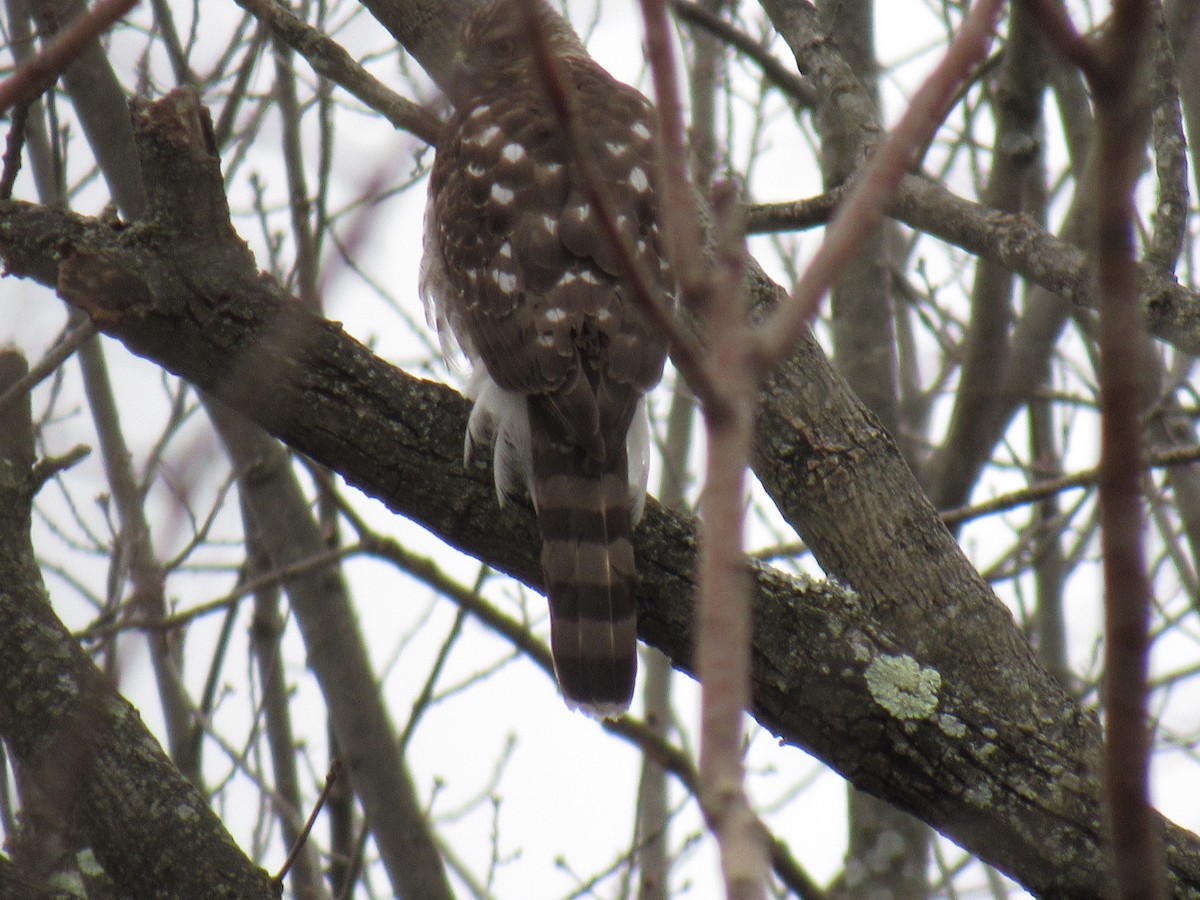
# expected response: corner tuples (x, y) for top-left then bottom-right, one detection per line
(420, 0), (671, 716)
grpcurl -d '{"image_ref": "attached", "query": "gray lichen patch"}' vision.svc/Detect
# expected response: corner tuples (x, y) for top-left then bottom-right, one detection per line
(938, 712), (966, 738)
(865, 654), (941, 720)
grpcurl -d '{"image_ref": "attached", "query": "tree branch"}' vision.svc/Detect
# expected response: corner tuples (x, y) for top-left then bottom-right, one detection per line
(0, 347), (276, 899)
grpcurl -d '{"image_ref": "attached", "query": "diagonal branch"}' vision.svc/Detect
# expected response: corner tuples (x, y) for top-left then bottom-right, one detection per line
(0, 0), (137, 115)
(232, 0), (442, 145)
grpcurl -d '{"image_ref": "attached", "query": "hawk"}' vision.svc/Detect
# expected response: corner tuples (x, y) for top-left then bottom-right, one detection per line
(420, 0), (672, 716)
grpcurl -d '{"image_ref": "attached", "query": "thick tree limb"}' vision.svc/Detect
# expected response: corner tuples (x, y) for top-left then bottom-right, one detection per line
(751, 172), (1200, 357)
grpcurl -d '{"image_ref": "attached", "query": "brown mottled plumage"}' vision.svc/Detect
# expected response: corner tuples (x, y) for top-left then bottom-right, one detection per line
(420, 0), (671, 715)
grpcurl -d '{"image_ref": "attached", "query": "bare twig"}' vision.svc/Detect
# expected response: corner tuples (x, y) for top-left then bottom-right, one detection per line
(1017, 0), (1100, 80)
(93, 543), (356, 636)
(272, 33), (320, 310)
(0, 0), (139, 116)
(231, 0), (442, 145)
(251, 548), (327, 900)
(753, 0), (1007, 367)
(1144, 6), (1188, 275)
(76, 334), (197, 775)
(27, 444), (91, 492)
(640, 0), (708, 302)
(941, 440), (1200, 528)
(274, 759), (342, 886)
(669, 0), (816, 107)
(0, 318), (98, 414)
(692, 184), (765, 900)
(0, 102), (30, 199)
(1079, 0), (1164, 892)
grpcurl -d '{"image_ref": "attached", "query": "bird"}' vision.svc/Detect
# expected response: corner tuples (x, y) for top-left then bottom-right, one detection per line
(420, 0), (672, 716)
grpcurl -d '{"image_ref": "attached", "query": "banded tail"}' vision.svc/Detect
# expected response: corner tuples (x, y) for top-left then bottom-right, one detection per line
(528, 399), (638, 717)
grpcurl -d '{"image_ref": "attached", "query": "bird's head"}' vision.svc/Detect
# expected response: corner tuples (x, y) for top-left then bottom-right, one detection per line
(450, 0), (589, 101)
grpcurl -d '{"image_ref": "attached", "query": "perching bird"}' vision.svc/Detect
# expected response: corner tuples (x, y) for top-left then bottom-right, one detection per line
(420, 0), (672, 716)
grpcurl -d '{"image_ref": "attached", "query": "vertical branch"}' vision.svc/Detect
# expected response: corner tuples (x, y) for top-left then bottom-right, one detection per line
(1029, 398), (1071, 689)
(247, 510), (328, 900)
(932, 0), (1046, 517)
(2, 0), (64, 202)
(683, 0), (724, 195)
(1089, 1), (1162, 896)
(1024, 0), (1165, 889)
(639, 0), (708, 300)
(635, 3), (767, 893)
(326, 724), (358, 898)
(637, 387), (692, 899)
(77, 339), (198, 780)
(272, 33), (320, 310)
(1143, 7), (1187, 274)
(693, 185), (766, 900)
(636, 2), (722, 891)
(15, 0), (194, 785)
(12, 0), (193, 780)
(207, 396), (454, 900)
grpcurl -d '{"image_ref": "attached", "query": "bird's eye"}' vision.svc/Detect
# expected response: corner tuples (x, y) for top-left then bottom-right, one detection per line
(492, 38), (514, 57)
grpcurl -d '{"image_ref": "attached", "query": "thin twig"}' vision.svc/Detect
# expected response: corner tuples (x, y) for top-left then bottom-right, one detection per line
(274, 759), (343, 885)
(27, 444), (91, 492)
(670, 0), (816, 107)
(753, 0), (1007, 368)
(640, 0), (708, 303)
(942, 441), (1200, 528)
(231, 0), (442, 145)
(692, 183), (765, 900)
(271, 31), (320, 310)
(0, 0), (139, 116)
(1016, 0), (1100, 81)
(0, 318), (98, 414)
(0, 102), (30, 199)
(80, 543), (357, 637)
